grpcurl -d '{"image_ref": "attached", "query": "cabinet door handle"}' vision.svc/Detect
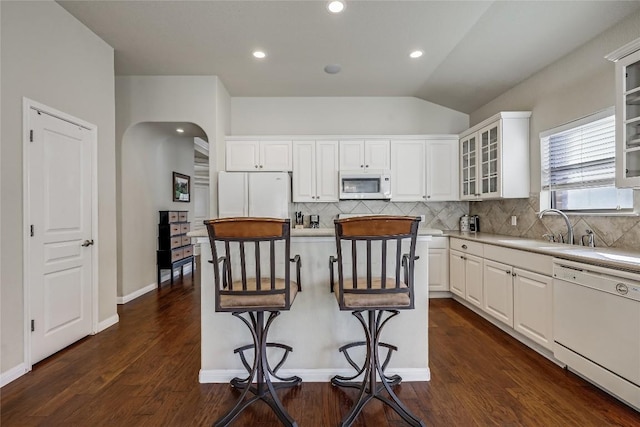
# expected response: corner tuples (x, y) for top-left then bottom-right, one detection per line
(460, 255), (464, 260)
(360, 164), (364, 168)
(505, 270), (510, 275)
(427, 195), (431, 199)
(365, 164), (369, 168)
(259, 165), (263, 168)
(512, 272), (517, 277)
(461, 244), (467, 249)
(255, 165), (258, 168)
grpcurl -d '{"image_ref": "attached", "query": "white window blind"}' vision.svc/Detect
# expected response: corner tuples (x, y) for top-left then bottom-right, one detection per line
(540, 108), (633, 212)
(541, 114), (615, 191)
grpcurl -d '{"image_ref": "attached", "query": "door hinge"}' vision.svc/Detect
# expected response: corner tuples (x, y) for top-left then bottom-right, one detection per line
(31, 319), (35, 332)
(30, 225), (34, 237)
(29, 130), (34, 142)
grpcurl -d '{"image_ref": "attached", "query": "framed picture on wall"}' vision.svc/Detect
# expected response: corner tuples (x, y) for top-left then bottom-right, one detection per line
(173, 172), (190, 202)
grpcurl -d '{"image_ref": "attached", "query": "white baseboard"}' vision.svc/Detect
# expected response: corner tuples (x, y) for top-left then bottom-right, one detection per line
(429, 291), (452, 299)
(117, 283), (157, 305)
(199, 367), (430, 384)
(97, 314), (119, 332)
(1, 363), (28, 387)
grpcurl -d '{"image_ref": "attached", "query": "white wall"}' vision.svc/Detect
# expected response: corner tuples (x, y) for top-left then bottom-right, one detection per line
(231, 96), (468, 135)
(470, 10), (640, 192)
(0, 1), (116, 374)
(115, 76), (231, 297)
(120, 124), (195, 297)
(213, 80), (231, 217)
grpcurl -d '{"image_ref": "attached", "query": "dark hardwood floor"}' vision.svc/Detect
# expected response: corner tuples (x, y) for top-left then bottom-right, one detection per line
(2, 271), (639, 426)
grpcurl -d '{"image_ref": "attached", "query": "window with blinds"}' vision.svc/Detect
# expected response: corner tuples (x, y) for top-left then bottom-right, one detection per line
(540, 109), (633, 211)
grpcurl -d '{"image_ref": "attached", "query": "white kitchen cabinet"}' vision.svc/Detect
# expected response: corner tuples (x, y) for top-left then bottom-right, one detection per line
(391, 137), (458, 202)
(426, 139), (459, 201)
(428, 236), (449, 292)
(292, 140), (339, 202)
(483, 259), (514, 327)
(340, 139), (390, 171)
(226, 139), (292, 171)
(513, 268), (553, 350)
(449, 238), (484, 304)
(613, 47), (640, 187)
(464, 254), (483, 308)
(449, 250), (483, 306)
(481, 258), (552, 348)
(390, 140), (425, 201)
(459, 112), (531, 200)
(449, 250), (466, 298)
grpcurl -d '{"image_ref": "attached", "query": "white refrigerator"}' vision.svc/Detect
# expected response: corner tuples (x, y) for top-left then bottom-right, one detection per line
(218, 171), (290, 218)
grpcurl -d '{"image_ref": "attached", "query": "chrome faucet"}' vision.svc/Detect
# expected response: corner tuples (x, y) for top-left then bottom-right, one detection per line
(581, 229), (596, 247)
(538, 208), (574, 245)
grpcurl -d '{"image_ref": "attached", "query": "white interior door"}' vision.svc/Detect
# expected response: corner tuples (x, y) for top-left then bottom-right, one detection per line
(27, 107), (94, 364)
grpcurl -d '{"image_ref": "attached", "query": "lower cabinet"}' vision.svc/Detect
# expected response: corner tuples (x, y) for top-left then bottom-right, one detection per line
(449, 249), (483, 307)
(449, 250), (466, 297)
(450, 238), (554, 352)
(464, 255), (483, 308)
(483, 259), (514, 327)
(513, 268), (553, 350)
(428, 236), (449, 292)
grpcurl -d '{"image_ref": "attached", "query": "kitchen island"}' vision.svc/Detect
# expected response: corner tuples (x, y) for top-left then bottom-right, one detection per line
(190, 228), (432, 383)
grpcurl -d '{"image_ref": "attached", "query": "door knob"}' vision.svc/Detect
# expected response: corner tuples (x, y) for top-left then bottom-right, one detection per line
(81, 239), (94, 247)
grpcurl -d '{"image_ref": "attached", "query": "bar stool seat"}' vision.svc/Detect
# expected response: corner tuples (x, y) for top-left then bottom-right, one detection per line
(332, 278), (410, 308)
(220, 278), (298, 309)
(329, 215), (425, 427)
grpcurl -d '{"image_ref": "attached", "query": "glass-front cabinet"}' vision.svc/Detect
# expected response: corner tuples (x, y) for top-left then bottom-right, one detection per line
(616, 48), (640, 187)
(460, 134), (478, 198)
(479, 123), (500, 198)
(459, 112), (530, 200)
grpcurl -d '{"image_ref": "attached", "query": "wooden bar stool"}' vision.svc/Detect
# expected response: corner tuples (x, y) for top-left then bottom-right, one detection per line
(205, 217), (302, 427)
(329, 215), (425, 427)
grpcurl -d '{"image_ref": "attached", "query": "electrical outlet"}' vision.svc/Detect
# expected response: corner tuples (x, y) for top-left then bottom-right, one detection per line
(419, 214), (426, 222)
(511, 215), (517, 226)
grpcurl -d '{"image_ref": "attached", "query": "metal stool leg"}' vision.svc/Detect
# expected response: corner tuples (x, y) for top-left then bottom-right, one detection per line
(332, 310), (425, 427)
(214, 311), (300, 427)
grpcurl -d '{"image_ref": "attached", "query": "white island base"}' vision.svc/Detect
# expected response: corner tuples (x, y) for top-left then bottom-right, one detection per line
(197, 234), (431, 383)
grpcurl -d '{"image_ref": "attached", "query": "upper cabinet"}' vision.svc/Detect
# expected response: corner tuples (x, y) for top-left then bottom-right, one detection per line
(390, 137), (459, 202)
(292, 140), (339, 202)
(459, 112), (531, 200)
(226, 139), (292, 171)
(613, 47), (640, 187)
(339, 139), (390, 171)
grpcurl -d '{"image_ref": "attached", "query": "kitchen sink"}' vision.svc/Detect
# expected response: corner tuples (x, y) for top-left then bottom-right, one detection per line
(497, 239), (565, 249)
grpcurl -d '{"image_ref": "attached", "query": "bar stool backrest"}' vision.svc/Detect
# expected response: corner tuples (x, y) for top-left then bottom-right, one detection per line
(332, 215), (420, 311)
(205, 217), (295, 312)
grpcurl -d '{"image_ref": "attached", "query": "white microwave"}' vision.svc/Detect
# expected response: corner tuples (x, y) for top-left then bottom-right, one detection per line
(339, 170), (392, 200)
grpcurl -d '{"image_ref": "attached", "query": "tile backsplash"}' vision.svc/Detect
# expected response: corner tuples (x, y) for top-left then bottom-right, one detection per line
(292, 200), (469, 230)
(470, 194), (640, 252)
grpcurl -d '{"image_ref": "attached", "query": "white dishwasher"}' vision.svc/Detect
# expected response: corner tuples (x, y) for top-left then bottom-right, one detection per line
(553, 259), (640, 410)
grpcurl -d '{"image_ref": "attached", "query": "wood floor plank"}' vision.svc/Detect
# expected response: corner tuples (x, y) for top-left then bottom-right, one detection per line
(2, 277), (639, 426)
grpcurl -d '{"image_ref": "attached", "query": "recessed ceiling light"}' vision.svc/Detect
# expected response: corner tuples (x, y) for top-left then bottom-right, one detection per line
(324, 64), (342, 74)
(410, 50), (424, 59)
(176, 128), (184, 133)
(327, 1), (345, 14)
(253, 51), (266, 59)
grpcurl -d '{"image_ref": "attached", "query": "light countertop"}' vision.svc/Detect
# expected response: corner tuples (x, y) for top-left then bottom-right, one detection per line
(445, 231), (640, 274)
(187, 228), (640, 274)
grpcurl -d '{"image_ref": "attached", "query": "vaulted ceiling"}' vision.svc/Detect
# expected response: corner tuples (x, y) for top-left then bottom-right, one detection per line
(58, 0), (640, 114)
